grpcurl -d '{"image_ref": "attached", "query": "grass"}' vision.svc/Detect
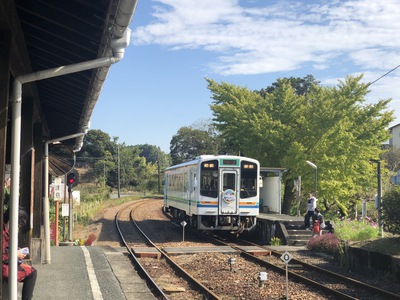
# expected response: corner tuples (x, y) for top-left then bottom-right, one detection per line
(331, 217), (400, 257)
(74, 193), (163, 226)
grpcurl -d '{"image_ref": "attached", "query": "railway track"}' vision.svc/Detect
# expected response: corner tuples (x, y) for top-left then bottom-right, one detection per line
(114, 199), (400, 299)
(164, 204), (400, 299)
(115, 200), (221, 300)
(212, 235), (400, 299)
(115, 201), (169, 299)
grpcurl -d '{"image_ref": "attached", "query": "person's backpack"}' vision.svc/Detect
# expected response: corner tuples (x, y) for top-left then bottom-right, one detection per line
(313, 220), (320, 234)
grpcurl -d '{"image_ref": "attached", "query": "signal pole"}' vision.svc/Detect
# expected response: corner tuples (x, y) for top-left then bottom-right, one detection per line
(68, 185), (73, 241)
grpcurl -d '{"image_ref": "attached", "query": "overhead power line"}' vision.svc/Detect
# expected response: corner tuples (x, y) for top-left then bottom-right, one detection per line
(369, 64), (400, 86)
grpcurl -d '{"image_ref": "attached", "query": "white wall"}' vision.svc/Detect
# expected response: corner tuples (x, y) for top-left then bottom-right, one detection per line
(390, 124), (400, 147)
(260, 176), (281, 213)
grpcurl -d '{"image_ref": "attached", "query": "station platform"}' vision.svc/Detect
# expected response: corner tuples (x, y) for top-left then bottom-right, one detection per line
(30, 245), (155, 300)
(258, 212), (304, 222)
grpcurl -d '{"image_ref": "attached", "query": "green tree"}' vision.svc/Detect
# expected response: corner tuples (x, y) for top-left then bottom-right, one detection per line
(381, 188), (400, 234)
(208, 75), (393, 215)
(78, 130), (117, 160)
(137, 144), (159, 164)
(257, 74), (320, 97)
(75, 130), (168, 193)
(137, 144), (171, 166)
(107, 145), (144, 188)
(190, 118), (228, 154)
(170, 126), (220, 165)
(381, 146), (400, 173)
(137, 144), (171, 193)
(76, 129), (117, 185)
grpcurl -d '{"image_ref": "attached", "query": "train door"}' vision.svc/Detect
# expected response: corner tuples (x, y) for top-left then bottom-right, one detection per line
(164, 175), (168, 207)
(188, 170), (197, 215)
(219, 169), (238, 214)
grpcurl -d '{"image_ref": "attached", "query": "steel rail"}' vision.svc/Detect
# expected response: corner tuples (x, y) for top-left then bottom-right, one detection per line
(164, 205), (400, 299)
(115, 206), (169, 300)
(267, 249), (400, 299)
(128, 209), (223, 300)
(239, 238), (400, 300)
(215, 235), (400, 300)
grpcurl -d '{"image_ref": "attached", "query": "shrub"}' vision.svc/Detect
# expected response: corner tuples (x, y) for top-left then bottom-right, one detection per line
(381, 188), (400, 234)
(306, 234), (341, 254)
(270, 237), (281, 246)
(75, 239), (86, 246)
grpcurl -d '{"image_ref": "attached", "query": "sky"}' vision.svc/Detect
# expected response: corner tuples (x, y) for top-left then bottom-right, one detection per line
(90, 0), (400, 153)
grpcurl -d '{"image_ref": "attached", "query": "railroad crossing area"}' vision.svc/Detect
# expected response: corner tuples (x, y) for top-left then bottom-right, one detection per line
(18, 241), (306, 300)
(132, 245), (273, 257)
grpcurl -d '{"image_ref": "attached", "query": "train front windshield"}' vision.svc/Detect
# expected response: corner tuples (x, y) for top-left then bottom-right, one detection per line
(240, 161), (258, 198)
(200, 160), (218, 198)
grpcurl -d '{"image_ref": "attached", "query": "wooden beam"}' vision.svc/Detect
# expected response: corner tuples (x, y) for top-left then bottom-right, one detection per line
(0, 0), (49, 133)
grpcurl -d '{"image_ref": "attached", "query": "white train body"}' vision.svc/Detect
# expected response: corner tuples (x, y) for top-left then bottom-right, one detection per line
(164, 155), (260, 232)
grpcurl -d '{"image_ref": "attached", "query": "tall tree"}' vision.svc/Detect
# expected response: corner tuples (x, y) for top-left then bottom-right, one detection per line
(137, 144), (171, 193)
(208, 75), (393, 215)
(170, 126), (220, 165)
(381, 146), (400, 173)
(138, 144), (159, 164)
(257, 74), (320, 97)
(78, 129), (116, 159)
(137, 144), (171, 166)
(76, 129), (117, 184)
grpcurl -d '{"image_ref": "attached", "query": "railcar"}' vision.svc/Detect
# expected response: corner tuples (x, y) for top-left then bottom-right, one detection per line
(164, 155), (260, 232)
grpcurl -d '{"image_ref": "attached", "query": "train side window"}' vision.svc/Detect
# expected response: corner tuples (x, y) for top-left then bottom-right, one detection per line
(193, 174), (198, 190)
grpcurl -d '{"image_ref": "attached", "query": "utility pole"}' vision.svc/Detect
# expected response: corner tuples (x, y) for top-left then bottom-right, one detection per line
(117, 144), (120, 198)
(376, 160), (383, 238)
(370, 159), (383, 238)
(157, 149), (161, 194)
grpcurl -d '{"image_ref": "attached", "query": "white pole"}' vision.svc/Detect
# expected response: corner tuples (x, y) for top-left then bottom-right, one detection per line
(285, 263), (289, 299)
(9, 80), (22, 299)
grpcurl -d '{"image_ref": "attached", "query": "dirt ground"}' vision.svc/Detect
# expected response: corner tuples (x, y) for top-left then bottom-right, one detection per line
(73, 201), (133, 247)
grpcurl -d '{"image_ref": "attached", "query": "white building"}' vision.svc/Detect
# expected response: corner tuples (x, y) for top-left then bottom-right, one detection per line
(389, 123), (400, 148)
(389, 123), (400, 185)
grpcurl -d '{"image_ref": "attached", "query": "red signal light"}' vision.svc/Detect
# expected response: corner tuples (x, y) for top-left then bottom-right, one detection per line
(67, 172), (76, 186)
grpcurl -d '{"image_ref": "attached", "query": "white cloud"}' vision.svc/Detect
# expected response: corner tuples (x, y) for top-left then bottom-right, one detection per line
(133, 0), (400, 76)
(132, 0), (400, 125)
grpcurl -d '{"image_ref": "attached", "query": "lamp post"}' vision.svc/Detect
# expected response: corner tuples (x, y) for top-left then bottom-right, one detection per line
(306, 160), (318, 198)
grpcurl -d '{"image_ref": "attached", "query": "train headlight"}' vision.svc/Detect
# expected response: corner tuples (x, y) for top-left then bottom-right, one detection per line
(243, 164), (254, 169)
